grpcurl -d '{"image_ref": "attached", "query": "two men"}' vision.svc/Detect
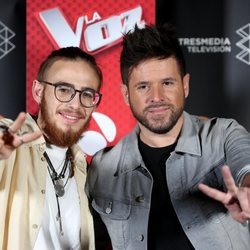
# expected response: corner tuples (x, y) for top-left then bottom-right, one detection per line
(0, 47), (102, 249)
(87, 24), (250, 249)
(2, 24), (250, 250)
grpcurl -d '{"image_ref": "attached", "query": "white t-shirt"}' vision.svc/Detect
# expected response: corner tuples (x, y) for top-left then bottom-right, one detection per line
(33, 145), (81, 250)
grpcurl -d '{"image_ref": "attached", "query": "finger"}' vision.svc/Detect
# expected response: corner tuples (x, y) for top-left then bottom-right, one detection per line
(225, 202), (247, 223)
(19, 137), (24, 146)
(221, 165), (238, 194)
(8, 112), (27, 134)
(11, 131), (42, 147)
(21, 131), (42, 143)
(198, 183), (231, 204)
(236, 187), (250, 218)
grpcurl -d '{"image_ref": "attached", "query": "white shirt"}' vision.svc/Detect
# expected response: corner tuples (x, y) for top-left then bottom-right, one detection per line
(33, 145), (81, 250)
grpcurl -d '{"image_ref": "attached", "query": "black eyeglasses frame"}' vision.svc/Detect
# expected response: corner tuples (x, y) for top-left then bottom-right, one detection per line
(38, 80), (102, 108)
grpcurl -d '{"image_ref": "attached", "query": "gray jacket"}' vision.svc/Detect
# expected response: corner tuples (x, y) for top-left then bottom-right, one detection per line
(87, 112), (250, 250)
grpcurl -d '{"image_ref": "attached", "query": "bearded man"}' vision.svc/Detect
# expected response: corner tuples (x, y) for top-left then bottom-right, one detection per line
(87, 24), (250, 250)
(0, 46), (102, 250)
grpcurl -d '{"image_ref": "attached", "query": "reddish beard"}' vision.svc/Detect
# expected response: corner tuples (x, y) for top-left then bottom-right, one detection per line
(38, 95), (89, 147)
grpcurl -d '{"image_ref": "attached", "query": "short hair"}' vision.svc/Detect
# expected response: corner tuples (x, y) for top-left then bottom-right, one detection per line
(37, 46), (103, 90)
(120, 23), (186, 86)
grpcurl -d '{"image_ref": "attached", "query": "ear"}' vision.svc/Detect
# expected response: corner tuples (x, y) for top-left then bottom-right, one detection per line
(32, 80), (44, 104)
(183, 73), (190, 98)
(120, 84), (130, 106)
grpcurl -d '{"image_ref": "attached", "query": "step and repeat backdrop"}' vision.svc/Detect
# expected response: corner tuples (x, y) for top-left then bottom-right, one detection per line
(157, 0), (250, 129)
(26, 0), (154, 156)
(0, 0), (250, 156)
(0, 0), (25, 120)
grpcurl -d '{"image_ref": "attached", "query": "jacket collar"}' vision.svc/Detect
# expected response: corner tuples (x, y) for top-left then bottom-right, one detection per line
(117, 112), (202, 175)
(115, 125), (144, 175)
(175, 112), (202, 156)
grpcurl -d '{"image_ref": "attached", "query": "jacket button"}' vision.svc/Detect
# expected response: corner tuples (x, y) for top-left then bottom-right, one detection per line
(137, 234), (144, 241)
(105, 207), (112, 214)
(135, 196), (145, 203)
(32, 224), (38, 229)
(105, 201), (112, 214)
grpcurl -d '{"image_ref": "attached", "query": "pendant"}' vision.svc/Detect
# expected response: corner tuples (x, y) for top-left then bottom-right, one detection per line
(51, 172), (57, 180)
(54, 178), (65, 197)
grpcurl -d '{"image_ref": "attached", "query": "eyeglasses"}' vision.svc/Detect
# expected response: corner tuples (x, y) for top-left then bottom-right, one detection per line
(38, 80), (102, 108)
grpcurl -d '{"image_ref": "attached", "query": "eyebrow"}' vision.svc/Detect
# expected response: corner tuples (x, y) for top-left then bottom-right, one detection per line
(55, 81), (95, 91)
(161, 77), (178, 82)
(135, 77), (178, 86)
(135, 81), (149, 86)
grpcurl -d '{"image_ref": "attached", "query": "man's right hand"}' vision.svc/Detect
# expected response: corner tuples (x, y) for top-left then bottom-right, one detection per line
(0, 112), (42, 160)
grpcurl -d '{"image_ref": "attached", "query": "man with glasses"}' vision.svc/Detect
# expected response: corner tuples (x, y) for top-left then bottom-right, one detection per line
(0, 46), (102, 249)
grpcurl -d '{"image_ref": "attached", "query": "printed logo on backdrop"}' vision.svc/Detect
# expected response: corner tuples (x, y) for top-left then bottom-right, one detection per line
(36, 6), (145, 54)
(236, 23), (250, 66)
(0, 20), (15, 60)
(78, 112), (116, 156)
(36, 5), (145, 155)
(179, 23), (250, 67)
(179, 37), (231, 53)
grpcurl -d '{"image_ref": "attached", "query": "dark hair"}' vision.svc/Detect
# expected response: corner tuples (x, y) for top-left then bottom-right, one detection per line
(37, 46), (103, 90)
(120, 23), (186, 86)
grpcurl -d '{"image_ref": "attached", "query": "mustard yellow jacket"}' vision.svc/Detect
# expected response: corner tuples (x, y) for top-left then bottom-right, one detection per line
(0, 114), (94, 250)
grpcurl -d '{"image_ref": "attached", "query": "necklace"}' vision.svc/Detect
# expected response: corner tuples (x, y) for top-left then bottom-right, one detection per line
(44, 149), (71, 197)
(43, 148), (72, 235)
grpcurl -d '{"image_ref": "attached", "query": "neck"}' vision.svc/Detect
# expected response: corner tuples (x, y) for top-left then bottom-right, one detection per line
(139, 115), (184, 147)
(46, 144), (68, 155)
(46, 144), (69, 170)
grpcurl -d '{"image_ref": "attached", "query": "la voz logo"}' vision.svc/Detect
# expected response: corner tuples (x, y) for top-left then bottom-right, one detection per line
(35, 5), (145, 54)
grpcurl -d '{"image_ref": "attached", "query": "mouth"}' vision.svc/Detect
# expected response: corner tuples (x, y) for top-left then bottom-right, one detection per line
(59, 111), (84, 124)
(146, 105), (170, 115)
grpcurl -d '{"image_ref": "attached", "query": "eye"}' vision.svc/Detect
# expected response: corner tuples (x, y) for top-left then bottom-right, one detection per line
(162, 80), (173, 86)
(56, 84), (73, 94)
(136, 83), (150, 92)
(81, 89), (95, 99)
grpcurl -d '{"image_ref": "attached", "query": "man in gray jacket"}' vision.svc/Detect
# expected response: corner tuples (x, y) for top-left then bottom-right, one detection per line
(87, 24), (250, 249)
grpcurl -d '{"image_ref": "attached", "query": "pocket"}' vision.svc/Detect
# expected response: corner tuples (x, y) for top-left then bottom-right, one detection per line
(92, 197), (131, 220)
(92, 197), (132, 249)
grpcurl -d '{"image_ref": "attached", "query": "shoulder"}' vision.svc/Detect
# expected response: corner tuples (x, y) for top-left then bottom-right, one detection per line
(186, 112), (244, 130)
(185, 113), (249, 140)
(92, 138), (126, 164)
(90, 128), (138, 171)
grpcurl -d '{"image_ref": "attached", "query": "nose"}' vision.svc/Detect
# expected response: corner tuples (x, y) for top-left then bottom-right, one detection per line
(149, 85), (164, 102)
(67, 92), (82, 109)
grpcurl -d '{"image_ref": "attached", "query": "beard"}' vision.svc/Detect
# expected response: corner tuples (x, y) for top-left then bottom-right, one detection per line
(38, 95), (89, 147)
(130, 100), (185, 134)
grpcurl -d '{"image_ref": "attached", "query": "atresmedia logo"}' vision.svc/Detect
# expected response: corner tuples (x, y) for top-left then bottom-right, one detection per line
(236, 23), (250, 66)
(0, 21), (15, 60)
